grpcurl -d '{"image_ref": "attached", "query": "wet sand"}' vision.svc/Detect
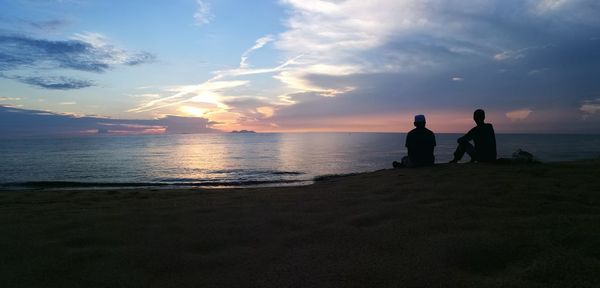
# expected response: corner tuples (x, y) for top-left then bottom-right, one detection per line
(1, 160), (600, 287)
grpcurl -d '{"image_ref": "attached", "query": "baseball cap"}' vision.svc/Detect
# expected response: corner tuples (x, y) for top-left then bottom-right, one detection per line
(414, 114), (426, 122)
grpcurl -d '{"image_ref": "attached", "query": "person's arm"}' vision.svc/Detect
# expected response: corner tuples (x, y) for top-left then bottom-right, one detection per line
(458, 127), (476, 143)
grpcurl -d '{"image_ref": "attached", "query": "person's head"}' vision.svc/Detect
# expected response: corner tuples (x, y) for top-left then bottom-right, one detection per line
(473, 109), (485, 125)
(414, 114), (426, 128)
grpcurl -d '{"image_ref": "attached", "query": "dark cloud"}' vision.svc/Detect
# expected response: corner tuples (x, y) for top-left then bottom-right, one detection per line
(270, 18), (600, 131)
(267, 0), (600, 133)
(0, 105), (219, 137)
(8, 75), (95, 90)
(0, 33), (155, 89)
(0, 33), (155, 72)
(0, 34), (103, 72)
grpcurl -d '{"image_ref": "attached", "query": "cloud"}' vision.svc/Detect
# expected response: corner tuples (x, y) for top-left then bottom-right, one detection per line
(580, 99), (600, 114)
(252, 0), (600, 131)
(493, 51), (524, 61)
(127, 80), (248, 113)
(0, 105), (219, 137)
(0, 32), (154, 89)
(271, 0), (596, 94)
(70, 32), (155, 66)
(0, 33), (154, 72)
(533, 0), (569, 13)
(506, 108), (533, 121)
(580, 104), (600, 114)
(271, 1), (517, 101)
(127, 35), (301, 126)
(240, 35), (274, 68)
(126, 0), (600, 133)
(0, 97), (20, 101)
(527, 68), (548, 75)
(221, 97), (277, 121)
(25, 19), (70, 32)
(256, 106), (275, 118)
(493, 45), (553, 62)
(1, 17), (72, 33)
(194, 0), (212, 26)
(8, 75), (95, 90)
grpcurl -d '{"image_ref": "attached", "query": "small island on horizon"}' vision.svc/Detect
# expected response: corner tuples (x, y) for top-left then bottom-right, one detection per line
(231, 130), (257, 133)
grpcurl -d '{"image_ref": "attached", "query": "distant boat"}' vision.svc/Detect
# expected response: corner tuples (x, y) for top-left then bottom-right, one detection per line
(231, 130), (257, 133)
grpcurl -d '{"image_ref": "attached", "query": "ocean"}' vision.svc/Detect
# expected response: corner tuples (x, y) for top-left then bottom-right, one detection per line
(1, 133), (599, 189)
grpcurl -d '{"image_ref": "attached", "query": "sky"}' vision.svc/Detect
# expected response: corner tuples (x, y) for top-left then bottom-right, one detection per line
(1, 0), (600, 135)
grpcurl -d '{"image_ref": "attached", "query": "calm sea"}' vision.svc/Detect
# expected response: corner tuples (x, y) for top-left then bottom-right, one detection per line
(1, 133), (599, 189)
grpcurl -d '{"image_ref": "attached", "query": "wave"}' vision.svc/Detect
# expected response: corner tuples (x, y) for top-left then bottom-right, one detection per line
(0, 179), (311, 190)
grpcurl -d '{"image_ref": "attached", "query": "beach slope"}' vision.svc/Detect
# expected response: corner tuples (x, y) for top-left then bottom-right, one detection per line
(1, 160), (600, 287)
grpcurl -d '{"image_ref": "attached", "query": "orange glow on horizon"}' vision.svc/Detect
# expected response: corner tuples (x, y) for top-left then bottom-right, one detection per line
(207, 111), (479, 133)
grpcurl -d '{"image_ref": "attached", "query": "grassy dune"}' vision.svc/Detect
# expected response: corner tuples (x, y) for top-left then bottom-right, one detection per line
(1, 160), (600, 287)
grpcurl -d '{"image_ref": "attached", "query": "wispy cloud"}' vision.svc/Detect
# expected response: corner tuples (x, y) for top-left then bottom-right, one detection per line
(127, 80), (249, 113)
(240, 35), (274, 68)
(8, 75), (95, 90)
(128, 35), (298, 124)
(25, 19), (70, 32)
(493, 44), (553, 62)
(70, 32), (155, 66)
(194, 0), (212, 26)
(533, 0), (569, 13)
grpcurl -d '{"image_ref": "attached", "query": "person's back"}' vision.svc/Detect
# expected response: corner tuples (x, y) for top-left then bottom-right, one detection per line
(450, 109), (497, 163)
(406, 126), (436, 166)
(467, 123), (496, 162)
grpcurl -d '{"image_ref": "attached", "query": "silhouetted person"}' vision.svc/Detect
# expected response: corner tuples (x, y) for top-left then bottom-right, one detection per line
(449, 109), (496, 163)
(393, 115), (436, 168)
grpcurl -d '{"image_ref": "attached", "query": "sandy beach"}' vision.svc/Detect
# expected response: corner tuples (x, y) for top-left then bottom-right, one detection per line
(1, 160), (599, 287)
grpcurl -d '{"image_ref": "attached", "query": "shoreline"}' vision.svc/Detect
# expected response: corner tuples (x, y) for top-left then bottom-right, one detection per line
(1, 159), (599, 287)
(1, 158), (597, 191)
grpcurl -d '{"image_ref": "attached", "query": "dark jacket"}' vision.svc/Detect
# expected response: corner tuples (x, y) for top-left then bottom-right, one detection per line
(405, 127), (436, 166)
(459, 123), (497, 162)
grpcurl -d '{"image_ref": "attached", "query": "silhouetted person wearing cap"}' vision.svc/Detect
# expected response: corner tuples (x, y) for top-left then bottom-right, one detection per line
(449, 109), (497, 163)
(394, 115), (436, 168)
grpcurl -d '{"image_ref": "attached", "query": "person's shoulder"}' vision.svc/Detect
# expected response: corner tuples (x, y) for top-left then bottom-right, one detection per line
(420, 127), (435, 136)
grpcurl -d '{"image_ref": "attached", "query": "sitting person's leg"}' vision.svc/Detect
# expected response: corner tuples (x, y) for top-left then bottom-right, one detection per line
(393, 156), (412, 168)
(401, 155), (413, 167)
(450, 139), (476, 163)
